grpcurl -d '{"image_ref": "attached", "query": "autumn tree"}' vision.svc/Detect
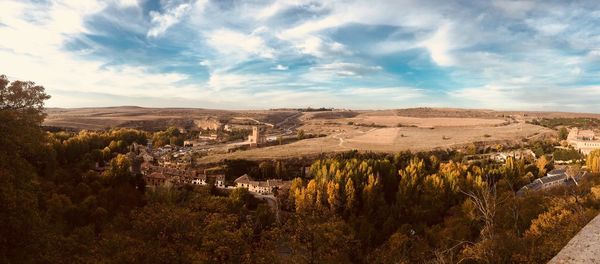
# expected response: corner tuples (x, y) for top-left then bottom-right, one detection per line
(587, 149), (600, 173)
(0, 75), (50, 262)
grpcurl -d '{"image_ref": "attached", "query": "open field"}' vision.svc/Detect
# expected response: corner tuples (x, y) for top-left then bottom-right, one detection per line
(198, 122), (553, 163)
(47, 106), (600, 163)
(44, 106), (298, 131)
(348, 115), (506, 127)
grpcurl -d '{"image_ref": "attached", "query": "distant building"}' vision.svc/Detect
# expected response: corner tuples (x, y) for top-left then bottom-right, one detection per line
(191, 174), (207, 185)
(568, 128), (600, 155)
(141, 163), (197, 186)
(215, 175), (226, 188)
(493, 149), (536, 162)
(248, 126), (266, 147)
(198, 134), (218, 141)
(233, 174), (291, 195)
(518, 168), (586, 195)
(146, 172), (170, 187)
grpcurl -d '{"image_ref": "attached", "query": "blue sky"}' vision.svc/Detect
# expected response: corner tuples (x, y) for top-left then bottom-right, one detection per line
(2, 0), (600, 111)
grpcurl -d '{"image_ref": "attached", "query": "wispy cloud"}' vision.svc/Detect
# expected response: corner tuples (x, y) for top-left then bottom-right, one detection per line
(311, 62), (382, 77)
(2, 0), (600, 111)
(147, 2), (194, 38)
(206, 28), (275, 59)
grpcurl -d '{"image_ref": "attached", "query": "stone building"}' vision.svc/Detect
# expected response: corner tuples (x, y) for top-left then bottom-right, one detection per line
(568, 128), (600, 154)
(233, 174), (291, 195)
(248, 126), (266, 147)
(145, 172), (170, 187)
(517, 167), (587, 195)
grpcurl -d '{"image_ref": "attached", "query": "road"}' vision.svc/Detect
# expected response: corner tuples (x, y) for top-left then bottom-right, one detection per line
(232, 117), (274, 127)
(252, 193), (280, 222)
(276, 112), (303, 134)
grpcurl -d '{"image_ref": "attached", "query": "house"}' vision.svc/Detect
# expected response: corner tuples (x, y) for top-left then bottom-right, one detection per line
(517, 168), (586, 195)
(191, 174), (207, 185)
(493, 149), (536, 162)
(141, 163), (198, 186)
(568, 128), (600, 154)
(145, 172), (170, 187)
(215, 175), (226, 188)
(198, 134), (218, 141)
(233, 174), (292, 195)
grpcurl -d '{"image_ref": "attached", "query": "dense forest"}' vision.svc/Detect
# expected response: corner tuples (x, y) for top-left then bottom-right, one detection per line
(3, 74), (600, 263)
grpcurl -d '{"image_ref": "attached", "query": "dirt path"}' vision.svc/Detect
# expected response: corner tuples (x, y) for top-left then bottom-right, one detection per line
(332, 133), (347, 148)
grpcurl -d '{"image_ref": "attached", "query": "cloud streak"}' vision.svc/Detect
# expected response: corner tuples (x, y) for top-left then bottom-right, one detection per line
(1, 0), (600, 111)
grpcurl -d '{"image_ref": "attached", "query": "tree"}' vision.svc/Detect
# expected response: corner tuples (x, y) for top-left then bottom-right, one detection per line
(103, 154), (131, 182)
(587, 150), (600, 173)
(275, 161), (286, 178)
(258, 161), (275, 179)
(297, 129), (305, 140)
(230, 187), (252, 209)
(345, 178), (356, 215)
(290, 216), (358, 264)
(0, 75), (50, 113)
(0, 75), (50, 262)
(536, 155), (550, 177)
(461, 181), (499, 262)
(326, 181), (342, 213)
(558, 127), (569, 141)
(289, 178), (303, 202)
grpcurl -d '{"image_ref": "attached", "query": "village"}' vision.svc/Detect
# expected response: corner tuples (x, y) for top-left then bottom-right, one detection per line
(122, 118), (600, 199)
(123, 123), (296, 198)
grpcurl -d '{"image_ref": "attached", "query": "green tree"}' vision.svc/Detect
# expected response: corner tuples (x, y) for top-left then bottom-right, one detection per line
(558, 127), (569, 140)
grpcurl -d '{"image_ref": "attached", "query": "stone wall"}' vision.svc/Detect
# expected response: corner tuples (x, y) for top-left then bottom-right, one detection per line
(549, 213), (600, 263)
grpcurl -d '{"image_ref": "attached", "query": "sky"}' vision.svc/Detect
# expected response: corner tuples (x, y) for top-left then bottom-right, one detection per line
(1, 0), (600, 111)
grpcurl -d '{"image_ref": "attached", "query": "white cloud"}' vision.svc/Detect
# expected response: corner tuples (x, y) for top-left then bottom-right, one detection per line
(206, 28), (275, 59)
(116, 0), (138, 8)
(273, 64), (289, 71)
(3, 0), (600, 111)
(199, 60), (211, 66)
(256, 1), (287, 20)
(526, 17), (568, 35)
(279, 15), (344, 40)
(311, 62), (382, 77)
(295, 36), (351, 58)
(420, 23), (454, 66)
(147, 2), (193, 38)
(0, 1), (213, 107)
